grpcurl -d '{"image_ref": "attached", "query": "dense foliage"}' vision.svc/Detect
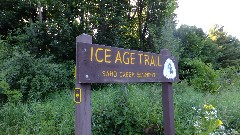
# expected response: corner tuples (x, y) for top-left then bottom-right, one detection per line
(1, 0), (240, 134)
(0, 49), (73, 101)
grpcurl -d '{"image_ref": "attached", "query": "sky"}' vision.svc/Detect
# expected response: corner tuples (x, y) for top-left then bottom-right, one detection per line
(175, 0), (240, 39)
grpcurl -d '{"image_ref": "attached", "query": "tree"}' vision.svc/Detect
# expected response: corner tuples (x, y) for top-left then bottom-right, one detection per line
(137, 0), (178, 52)
(217, 36), (240, 67)
(208, 24), (240, 68)
(1, 0), (178, 61)
(208, 24), (227, 43)
(175, 25), (221, 80)
(150, 15), (180, 57)
(175, 25), (206, 59)
(0, 0), (39, 37)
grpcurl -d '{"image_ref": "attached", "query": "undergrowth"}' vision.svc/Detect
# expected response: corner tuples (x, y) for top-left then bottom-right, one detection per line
(0, 82), (239, 134)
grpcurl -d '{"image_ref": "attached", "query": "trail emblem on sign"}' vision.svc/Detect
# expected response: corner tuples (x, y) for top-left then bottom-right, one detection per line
(163, 58), (176, 79)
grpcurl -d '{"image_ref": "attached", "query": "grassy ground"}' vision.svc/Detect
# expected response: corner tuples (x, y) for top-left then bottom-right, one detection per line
(0, 82), (239, 134)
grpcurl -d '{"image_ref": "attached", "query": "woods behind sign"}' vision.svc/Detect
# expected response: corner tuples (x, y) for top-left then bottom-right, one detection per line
(77, 42), (179, 83)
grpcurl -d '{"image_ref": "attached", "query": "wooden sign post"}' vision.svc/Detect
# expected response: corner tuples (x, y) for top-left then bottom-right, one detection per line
(161, 49), (175, 135)
(75, 34), (92, 135)
(75, 34), (179, 135)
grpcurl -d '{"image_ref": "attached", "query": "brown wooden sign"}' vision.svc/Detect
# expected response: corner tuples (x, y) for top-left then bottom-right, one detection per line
(77, 42), (179, 83)
(75, 34), (178, 135)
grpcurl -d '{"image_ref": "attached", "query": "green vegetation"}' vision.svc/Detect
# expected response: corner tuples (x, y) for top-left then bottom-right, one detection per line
(1, 0), (240, 134)
(0, 91), (74, 135)
(0, 83), (239, 134)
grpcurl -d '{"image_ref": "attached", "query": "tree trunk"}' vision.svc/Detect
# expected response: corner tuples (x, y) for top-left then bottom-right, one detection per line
(38, 2), (42, 23)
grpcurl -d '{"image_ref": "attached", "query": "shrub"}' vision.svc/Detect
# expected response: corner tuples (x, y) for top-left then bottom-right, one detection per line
(0, 50), (74, 101)
(0, 79), (9, 103)
(217, 66), (240, 88)
(185, 59), (220, 92)
(3, 90), (22, 104)
(92, 84), (164, 135)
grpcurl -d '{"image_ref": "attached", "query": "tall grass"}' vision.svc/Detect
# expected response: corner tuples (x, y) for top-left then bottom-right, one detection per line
(0, 83), (239, 134)
(0, 90), (74, 135)
(174, 81), (240, 134)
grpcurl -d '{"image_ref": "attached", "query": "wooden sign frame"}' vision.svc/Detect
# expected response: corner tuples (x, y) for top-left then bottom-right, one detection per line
(77, 42), (178, 83)
(75, 34), (178, 135)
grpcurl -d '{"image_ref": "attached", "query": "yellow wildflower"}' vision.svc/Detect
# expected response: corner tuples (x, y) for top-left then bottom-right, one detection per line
(216, 119), (223, 127)
(204, 104), (215, 110)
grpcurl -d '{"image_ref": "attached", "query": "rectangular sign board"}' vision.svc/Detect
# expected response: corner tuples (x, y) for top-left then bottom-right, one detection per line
(77, 42), (179, 83)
